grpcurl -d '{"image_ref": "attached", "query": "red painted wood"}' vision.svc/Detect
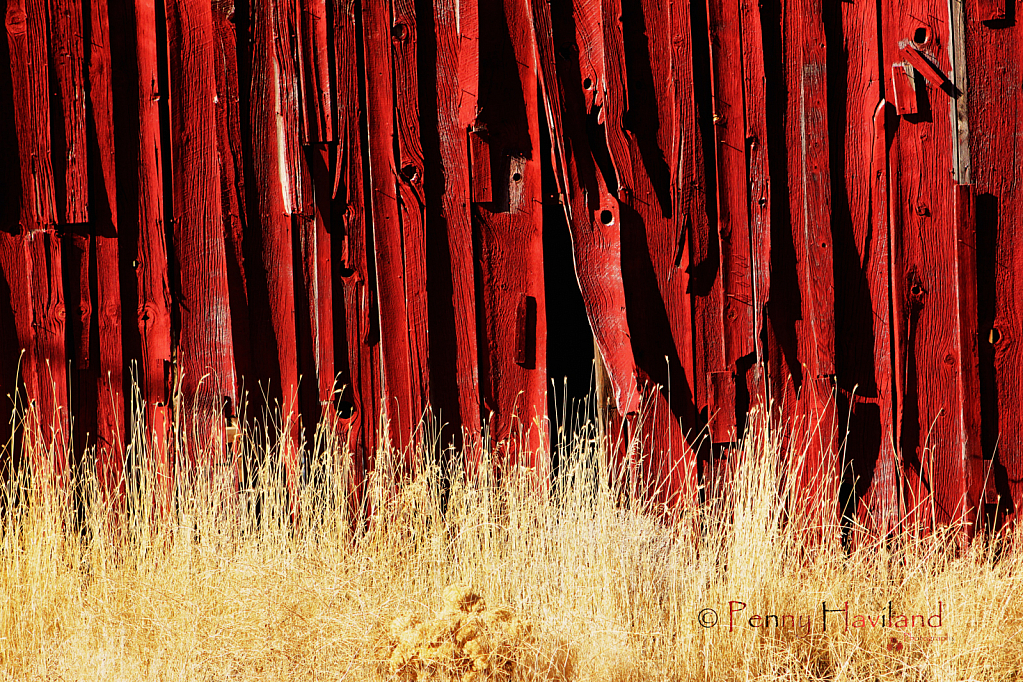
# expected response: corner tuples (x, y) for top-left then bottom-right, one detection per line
(94, 232), (124, 494)
(391, 0), (430, 424)
(965, 0), (1023, 527)
(615, 0), (698, 507)
(362, 0), (427, 469)
(533, 0), (641, 440)
(883, 0), (966, 531)
(27, 230), (69, 471)
(6, 0), (57, 228)
(474, 0), (547, 479)
(953, 185), (983, 537)
(891, 63), (919, 116)
(333, 0), (380, 510)
(297, 0), (334, 144)
(297, 144), (335, 424)
(707, 0), (755, 383)
(977, 0), (1006, 22)
(430, 0), (482, 465)
(0, 233), (38, 429)
(737, 0), (769, 387)
(598, 0), (633, 197)
(132, 0), (173, 483)
(469, 129), (492, 203)
(249, 0), (301, 491)
(775, 0), (838, 528)
(85, 0), (124, 499)
(86, 0), (117, 228)
(831, 0), (898, 538)
(212, 0), (253, 390)
(166, 0), (238, 459)
(48, 0), (88, 224)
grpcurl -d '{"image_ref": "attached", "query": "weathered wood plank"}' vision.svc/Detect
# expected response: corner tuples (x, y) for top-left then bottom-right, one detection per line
(297, 0), (334, 144)
(6, 0), (57, 228)
(84, 0), (124, 498)
(249, 0), (302, 492)
(429, 0), (482, 460)
(830, 0), (899, 537)
(333, 0), (380, 512)
(296, 144), (334, 428)
(964, 1), (1023, 528)
(770, 0), (838, 528)
(536, 0), (641, 428)
(707, 0), (755, 383)
(212, 0), (253, 392)
(48, 0), (88, 224)
(132, 0), (173, 483)
(166, 0), (238, 459)
(615, 0), (698, 507)
(26, 229), (69, 470)
(953, 184), (983, 537)
(391, 0), (430, 424)
(474, 0), (547, 479)
(883, 0), (965, 530)
(362, 0), (426, 468)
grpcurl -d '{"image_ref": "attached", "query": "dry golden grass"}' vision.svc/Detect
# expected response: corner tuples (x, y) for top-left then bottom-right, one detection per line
(1, 388), (1022, 681)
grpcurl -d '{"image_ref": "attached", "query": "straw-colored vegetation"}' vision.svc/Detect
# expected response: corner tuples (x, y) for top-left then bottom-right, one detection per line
(1, 382), (1022, 681)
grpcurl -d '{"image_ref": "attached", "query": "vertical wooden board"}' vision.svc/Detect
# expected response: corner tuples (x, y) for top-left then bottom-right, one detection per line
(772, 0), (838, 523)
(0, 232), (34, 488)
(6, 0), (58, 228)
(882, 0), (965, 530)
(737, 0), (770, 375)
(964, 0), (1023, 528)
(48, 0), (88, 224)
(132, 0), (173, 479)
(707, 0), (755, 376)
(84, 0), (124, 499)
(430, 0), (481, 456)
(295, 144), (334, 429)
(249, 0), (302, 490)
(166, 0), (238, 456)
(474, 0), (547, 478)
(86, 0), (117, 227)
(787, 0), (835, 380)
(953, 185), (983, 535)
(362, 0), (423, 467)
(26, 230), (69, 470)
(212, 0), (253, 390)
(333, 0), (380, 509)
(614, 0), (698, 505)
(598, 0), (633, 196)
(570, 0), (603, 117)
(297, 0), (334, 143)
(0, 233), (38, 430)
(830, 0), (898, 536)
(391, 0), (430, 419)
(94, 232), (124, 495)
(536, 0), (641, 422)
(64, 230), (95, 483)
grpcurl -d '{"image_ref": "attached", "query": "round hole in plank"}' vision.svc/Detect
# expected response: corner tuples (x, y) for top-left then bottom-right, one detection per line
(583, 77), (593, 89)
(512, 172), (522, 182)
(911, 284), (923, 295)
(913, 26), (930, 44)
(401, 164), (418, 181)
(391, 23), (408, 40)
(600, 209), (614, 225)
